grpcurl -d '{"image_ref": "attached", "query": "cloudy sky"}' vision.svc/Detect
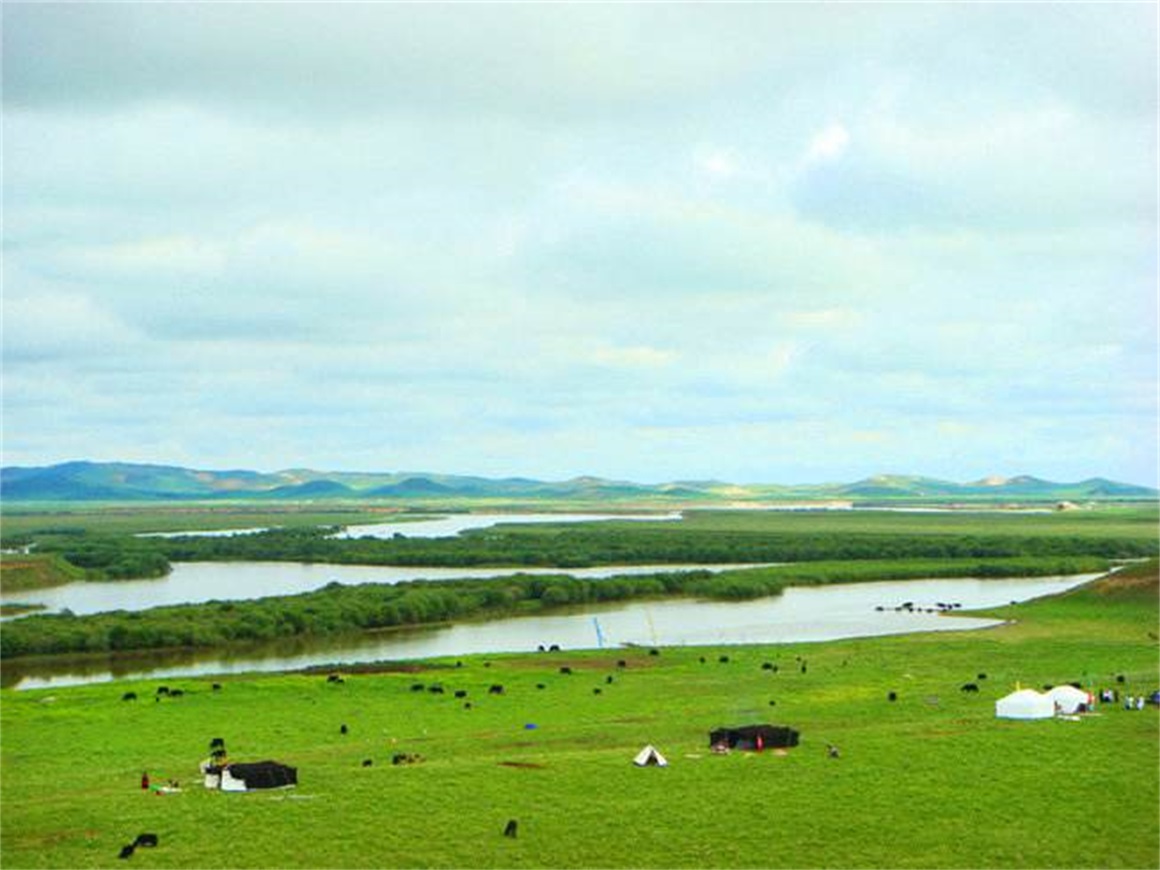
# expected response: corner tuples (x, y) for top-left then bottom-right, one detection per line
(3, 3), (1157, 485)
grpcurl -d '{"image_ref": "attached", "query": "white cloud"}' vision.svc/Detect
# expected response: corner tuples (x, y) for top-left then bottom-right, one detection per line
(803, 123), (851, 165)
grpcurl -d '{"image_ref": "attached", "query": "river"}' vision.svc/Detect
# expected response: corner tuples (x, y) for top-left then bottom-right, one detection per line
(2, 572), (1098, 690)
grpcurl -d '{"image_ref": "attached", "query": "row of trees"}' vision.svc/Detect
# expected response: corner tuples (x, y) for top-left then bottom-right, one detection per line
(0, 556), (1111, 659)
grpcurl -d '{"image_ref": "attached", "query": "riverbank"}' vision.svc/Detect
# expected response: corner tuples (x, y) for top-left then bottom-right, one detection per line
(1, 564), (1156, 868)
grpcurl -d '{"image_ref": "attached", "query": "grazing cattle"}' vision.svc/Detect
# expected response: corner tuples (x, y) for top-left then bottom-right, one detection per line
(464, 702), (473, 709)
(961, 683), (980, 693)
(800, 664), (807, 674)
(649, 649), (660, 656)
(155, 687), (169, 697)
(212, 683), (222, 692)
(617, 660), (627, 668)
(875, 606), (885, 612)
(559, 667), (573, 675)
(326, 674), (342, 683)
(428, 685), (445, 694)
(768, 700), (777, 706)
(535, 683), (546, 690)
(169, 689), (184, 698)
(548, 644), (561, 652)
(605, 675), (614, 684)
(1116, 674), (1126, 684)
(410, 683), (425, 692)
(537, 645), (545, 652)
(699, 657), (706, 664)
(118, 844), (135, 860)
(977, 673), (988, 680)
(761, 662), (774, 671)
(362, 759), (373, 767)
(719, 655), (730, 664)
(593, 688), (602, 695)
(340, 724), (348, 735)
(133, 834), (158, 848)
(454, 690), (468, 699)
(504, 819), (518, 838)
(888, 691), (898, 702)
(456, 661), (463, 668)
(121, 692), (137, 702)
(488, 684), (505, 695)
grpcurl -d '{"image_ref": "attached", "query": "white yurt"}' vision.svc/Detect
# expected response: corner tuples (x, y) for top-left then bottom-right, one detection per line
(995, 688), (1055, 720)
(1046, 685), (1091, 714)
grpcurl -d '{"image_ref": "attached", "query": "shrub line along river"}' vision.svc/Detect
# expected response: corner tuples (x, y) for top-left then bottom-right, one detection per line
(0, 513), (1102, 689)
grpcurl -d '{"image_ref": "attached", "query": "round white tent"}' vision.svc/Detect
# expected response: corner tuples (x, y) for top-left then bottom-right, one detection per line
(1046, 685), (1091, 714)
(995, 689), (1055, 720)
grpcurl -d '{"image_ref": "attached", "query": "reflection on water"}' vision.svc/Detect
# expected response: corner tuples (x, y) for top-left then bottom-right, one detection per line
(335, 511), (683, 539)
(3, 573), (1098, 690)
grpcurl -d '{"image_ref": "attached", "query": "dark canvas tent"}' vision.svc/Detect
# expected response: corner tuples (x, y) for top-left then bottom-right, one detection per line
(215, 761), (297, 792)
(709, 725), (799, 751)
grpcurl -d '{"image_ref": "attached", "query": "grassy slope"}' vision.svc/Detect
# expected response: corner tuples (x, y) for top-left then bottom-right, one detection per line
(1, 566), (1157, 869)
(0, 554), (87, 592)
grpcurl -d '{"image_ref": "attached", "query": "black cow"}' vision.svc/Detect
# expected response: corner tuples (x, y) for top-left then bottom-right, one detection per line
(548, 644), (561, 652)
(362, 759), (373, 767)
(761, 662), (774, 671)
(327, 674), (343, 683)
(133, 834), (158, 848)
(977, 673), (988, 680)
(428, 685), (445, 694)
(340, 724), (348, 735)
(488, 684), (505, 695)
(768, 700), (777, 706)
(1116, 674), (1126, 684)
(537, 645), (546, 652)
(121, 692), (137, 702)
(559, 667), (572, 675)
(649, 649), (660, 656)
(169, 689), (184, 698)
(535, 683), (546, 690)
(155, 687), (169, 697)
(411, 683), (425, 692)
(888, 691), (898, 702)
(454, 690), (468, 699)
(616, 660), (627, 668)
(212, 683), (223, 692)
(504, 819), (518, 838)
(593, 688), (602, 695)
(719, 655), (730, 664)
(961, 683), (980, 693)
(118, 844), (135, 859)
(605, 675), (614, 684)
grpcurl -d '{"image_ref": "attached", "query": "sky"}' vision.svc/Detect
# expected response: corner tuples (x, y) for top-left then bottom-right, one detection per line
(2, 2), (1157, 486)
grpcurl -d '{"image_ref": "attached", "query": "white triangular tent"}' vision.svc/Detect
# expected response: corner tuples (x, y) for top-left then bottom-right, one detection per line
(1046, 685), (1091, 714)
(995, 689), (1055, 720)
(633, 745), (668, 767)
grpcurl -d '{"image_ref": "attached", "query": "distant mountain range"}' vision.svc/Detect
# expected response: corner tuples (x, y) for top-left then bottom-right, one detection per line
(1, 461), (1156, 504)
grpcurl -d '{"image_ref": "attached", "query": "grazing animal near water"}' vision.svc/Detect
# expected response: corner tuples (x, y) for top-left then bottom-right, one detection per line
(133, 834), (158, 848)
(454, 690), (468, 699)
(504, 819), (518, 838)
(535, 683), (546, 690)
(428, 685), (444, 694)
(888, 691), (898, 702)
(362, 759), (373, 767)
(155, 687), (170, 697)
(121, 692), (137, 702)
(410, 683), (425, 692)
(617, 659), (627, 668)
(118, 844), (135, 860)
(719, 655), (730, 664)
(559, 667), (573, 675)
(212, 683), (222, 692)
(605, 675), (614, 684)
(761, 662), (774, 671)
(977, 673), (988, 680)
(649, 649), (660, 656)
(327, 674), (342, 683)
(593, 688), (602, 695)
(961, 683), (980, 693)
(169, 689), (184, 698)
(489, 684), (505, 695)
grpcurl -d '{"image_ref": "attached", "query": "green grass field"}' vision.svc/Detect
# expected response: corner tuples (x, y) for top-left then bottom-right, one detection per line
(2, 564), (1157, 869)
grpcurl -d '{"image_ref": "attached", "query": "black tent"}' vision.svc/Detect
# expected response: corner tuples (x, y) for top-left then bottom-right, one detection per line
(219, 761), (298, 791)
(709, 725), (799, 751)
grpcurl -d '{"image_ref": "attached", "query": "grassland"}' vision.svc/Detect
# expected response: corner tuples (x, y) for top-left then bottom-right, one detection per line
(2, 563), (1156, 869)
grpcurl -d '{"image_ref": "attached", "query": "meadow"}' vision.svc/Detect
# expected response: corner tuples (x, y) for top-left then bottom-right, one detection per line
(2, 563), (1156, 869)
